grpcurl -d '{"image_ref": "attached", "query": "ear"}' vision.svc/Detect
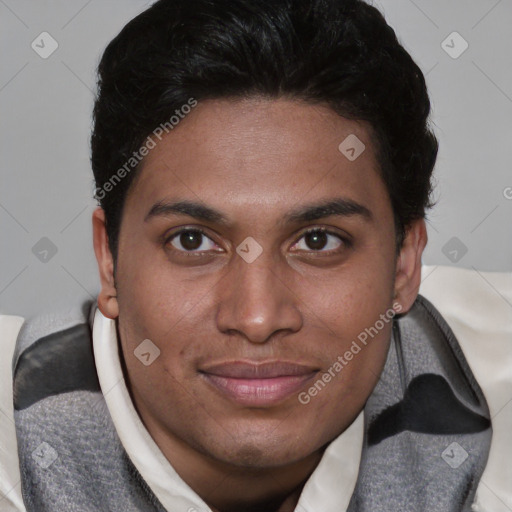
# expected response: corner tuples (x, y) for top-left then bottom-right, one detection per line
(92, 207), (119, 319)
(393, 218), (428, 314)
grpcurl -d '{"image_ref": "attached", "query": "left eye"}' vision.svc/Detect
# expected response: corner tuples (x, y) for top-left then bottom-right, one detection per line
(167, 229), (219, 252)
(292, 229), (345, 252)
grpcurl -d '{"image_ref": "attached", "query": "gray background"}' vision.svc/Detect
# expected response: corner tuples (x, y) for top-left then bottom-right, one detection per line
(1, 0), (511, 320)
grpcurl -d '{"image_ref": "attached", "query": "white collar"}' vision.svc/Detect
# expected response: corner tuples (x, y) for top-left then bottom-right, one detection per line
(92, 307), (364, 512)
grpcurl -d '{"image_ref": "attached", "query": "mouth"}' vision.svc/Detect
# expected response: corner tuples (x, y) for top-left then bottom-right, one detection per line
(199, 361), (319, 406)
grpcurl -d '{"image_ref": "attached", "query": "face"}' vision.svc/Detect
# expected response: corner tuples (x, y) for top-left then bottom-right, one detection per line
(94, 97), (424, 471)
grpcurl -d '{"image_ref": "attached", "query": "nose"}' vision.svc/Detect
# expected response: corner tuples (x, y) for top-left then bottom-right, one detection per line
(215, 250), (303, 344)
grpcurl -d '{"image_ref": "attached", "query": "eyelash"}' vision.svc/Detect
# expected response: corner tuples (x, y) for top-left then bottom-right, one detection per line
(295, 227), (352, 254)
(163, 226), (352, 256)
(163, 227), (213, 257)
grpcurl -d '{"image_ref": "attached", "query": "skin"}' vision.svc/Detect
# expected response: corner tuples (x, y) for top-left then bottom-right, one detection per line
(93, 97), (427, 512)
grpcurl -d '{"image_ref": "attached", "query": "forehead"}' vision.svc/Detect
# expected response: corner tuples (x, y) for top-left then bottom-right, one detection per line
(124, 97), (390, 223)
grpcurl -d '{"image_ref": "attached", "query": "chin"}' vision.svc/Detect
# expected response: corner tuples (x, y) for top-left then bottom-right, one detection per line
(202, 425), (315, 469)
(220, 443), (305, 469)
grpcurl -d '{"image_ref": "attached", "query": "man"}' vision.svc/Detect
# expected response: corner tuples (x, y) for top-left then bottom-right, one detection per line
(1, 0), (511, 511)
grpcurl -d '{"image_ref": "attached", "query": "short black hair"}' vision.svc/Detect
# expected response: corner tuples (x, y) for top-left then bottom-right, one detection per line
(91, 0), (438, 261)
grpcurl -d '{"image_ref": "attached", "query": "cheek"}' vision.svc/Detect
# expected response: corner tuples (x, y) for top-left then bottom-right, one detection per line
(300, 320), (392, 431)
(117, 249), (190, 336)
(300, 265), (395, 402)
(304, 264), (395, 339)
(115, 261), (212, 394)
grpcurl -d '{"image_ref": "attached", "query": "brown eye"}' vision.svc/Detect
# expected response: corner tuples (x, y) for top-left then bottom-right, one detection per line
(167, 228), (219, 253)
(292, 228), (347, 253)
(304, 230), (328, 250)
(179, 230), (203, 250)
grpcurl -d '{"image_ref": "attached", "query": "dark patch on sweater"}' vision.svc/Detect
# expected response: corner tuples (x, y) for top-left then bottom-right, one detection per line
(368, 373), (490, 445)
(13, 323), (100, 410)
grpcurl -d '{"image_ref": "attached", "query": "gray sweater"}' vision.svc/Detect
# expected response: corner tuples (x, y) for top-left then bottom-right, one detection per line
(11, 295), (492, 511)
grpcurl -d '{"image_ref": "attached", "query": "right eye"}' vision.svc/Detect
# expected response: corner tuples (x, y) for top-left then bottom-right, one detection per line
(165, 227), (221, 254)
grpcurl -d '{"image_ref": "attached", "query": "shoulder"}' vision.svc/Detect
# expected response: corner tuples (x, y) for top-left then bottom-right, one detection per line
(13, 300), (99, 411)
(419, 265), (512, 512)
(12, 300), (99, 411)
(418, 264), (512, 362)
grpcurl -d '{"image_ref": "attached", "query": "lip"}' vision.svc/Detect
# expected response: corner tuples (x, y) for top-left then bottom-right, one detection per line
(199, 361), (319, 406)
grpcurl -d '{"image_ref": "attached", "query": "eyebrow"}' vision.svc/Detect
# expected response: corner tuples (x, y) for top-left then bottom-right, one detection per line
(284, 198), (373, 224)
(144, 197), (373, 225)
(145, 200), (229, 224)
